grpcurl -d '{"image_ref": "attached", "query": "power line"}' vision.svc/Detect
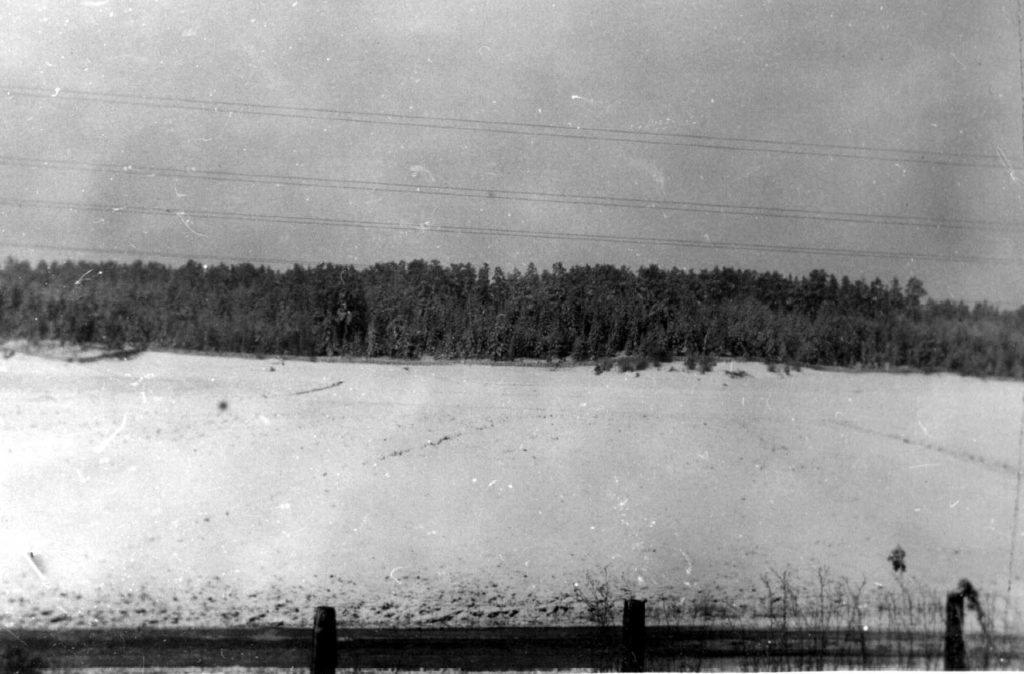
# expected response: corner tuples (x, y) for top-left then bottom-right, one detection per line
(1, 154), (1018, 234)
(0, 240), (321, 268)
(3, 85), (1011, 170)
(1, 196), (1020, 265)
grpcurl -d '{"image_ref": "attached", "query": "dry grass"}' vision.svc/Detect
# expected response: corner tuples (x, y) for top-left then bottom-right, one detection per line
(585, 566), (1024, 671)
(10, 568), (1024, 672)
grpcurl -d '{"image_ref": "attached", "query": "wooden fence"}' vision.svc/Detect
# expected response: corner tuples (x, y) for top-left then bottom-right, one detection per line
(305, 594), (1016, 672)
(4, 584), (1022, 671)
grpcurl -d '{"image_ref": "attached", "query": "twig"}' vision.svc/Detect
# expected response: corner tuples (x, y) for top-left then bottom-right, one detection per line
(293, 380), (344, 395)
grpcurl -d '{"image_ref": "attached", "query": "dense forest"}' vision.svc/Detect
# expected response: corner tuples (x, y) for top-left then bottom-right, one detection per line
(1, 256), (1023, 378)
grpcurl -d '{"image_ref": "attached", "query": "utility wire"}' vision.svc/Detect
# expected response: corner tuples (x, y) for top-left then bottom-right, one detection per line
(1, 196), (1020, 265)
(0, 240), (321, 268)
(1, 154), (1017, 234)
(2, 85), (1011, 170)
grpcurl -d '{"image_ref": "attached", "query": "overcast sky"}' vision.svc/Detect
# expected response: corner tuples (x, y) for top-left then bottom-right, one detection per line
(1, 0), (1023, 305)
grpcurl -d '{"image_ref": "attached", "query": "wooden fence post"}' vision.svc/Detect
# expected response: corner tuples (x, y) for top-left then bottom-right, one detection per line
(944, 591), (966, 671)
(622, 598), (646, 673)
(311, 606), (337, 674)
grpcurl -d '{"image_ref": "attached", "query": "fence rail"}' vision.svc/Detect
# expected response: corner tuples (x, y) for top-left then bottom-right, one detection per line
(4, 623), (1021, 671)
(3, 586), (1021, 672)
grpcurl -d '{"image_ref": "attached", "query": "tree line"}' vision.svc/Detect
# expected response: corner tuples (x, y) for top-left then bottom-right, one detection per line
(1, 256), (1022, 378)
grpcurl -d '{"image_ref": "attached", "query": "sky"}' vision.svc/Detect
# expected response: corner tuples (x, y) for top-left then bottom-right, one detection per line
(1, 0), (1023, 306)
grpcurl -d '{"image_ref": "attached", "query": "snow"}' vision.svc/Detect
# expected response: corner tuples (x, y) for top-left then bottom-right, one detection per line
(1, 352), (1022, 628)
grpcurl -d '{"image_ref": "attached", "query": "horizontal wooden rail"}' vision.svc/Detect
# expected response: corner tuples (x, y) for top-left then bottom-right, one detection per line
(4, 625), (1020, 671)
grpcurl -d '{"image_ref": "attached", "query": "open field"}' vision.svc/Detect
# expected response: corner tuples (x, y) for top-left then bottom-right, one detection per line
(2, 351), (1024, 636)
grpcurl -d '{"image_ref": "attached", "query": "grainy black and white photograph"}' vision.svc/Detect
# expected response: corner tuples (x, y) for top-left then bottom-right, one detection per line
(3, 1), (1024, 671)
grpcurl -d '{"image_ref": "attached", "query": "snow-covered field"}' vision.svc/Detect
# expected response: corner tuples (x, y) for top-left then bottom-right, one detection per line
(2, 351), (1022, 629)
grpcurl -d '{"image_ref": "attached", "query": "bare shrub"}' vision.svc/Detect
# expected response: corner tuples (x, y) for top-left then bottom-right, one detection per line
(573, 568), (631, 671)
(617, 356), (650, 372)
(594, 354), (664, 374)
(747, 566), (947, 670)
(643, 346), (674, 365)
(573, 567), (625, 628)
(643, 568), (1024, 671)
(638, 567), (1024, 671)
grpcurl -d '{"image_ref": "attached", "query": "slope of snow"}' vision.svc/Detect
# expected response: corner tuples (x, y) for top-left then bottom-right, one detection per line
(1, 353), (1021, 628)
